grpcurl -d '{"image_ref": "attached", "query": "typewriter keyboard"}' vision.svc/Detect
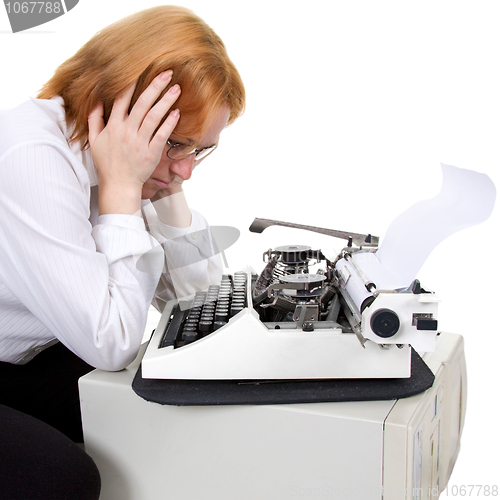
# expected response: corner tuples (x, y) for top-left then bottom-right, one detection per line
(159, 272), (248, 349)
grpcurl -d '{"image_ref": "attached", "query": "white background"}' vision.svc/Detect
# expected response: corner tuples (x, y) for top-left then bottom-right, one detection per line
(1, 0), (499, 494)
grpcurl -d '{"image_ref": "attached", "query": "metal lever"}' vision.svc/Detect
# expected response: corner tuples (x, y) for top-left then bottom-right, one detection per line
(249, 218), (378, 247)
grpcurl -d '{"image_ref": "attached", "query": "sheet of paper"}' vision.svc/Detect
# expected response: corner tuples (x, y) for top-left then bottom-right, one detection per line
(376, 164), (496, 288)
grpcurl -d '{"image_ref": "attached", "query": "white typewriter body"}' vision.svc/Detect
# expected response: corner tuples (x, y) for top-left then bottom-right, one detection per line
(143, 233), (440, 381)
(143, 295), (413, 380)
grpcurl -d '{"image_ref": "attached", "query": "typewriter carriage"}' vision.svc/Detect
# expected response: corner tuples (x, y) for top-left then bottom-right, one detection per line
(251, 225), (439, 353)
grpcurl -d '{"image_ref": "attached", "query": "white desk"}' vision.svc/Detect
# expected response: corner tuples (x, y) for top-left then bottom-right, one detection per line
(79, 332), (466, 500)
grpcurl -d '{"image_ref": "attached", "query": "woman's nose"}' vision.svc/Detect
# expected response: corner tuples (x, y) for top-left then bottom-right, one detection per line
(170, 155), (195, 181)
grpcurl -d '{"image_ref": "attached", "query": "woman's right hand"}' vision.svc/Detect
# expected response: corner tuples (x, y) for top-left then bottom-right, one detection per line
(88, 71), (181, 215)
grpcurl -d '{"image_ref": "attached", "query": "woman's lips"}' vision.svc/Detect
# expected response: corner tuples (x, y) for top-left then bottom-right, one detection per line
(152, 178), (170, 189)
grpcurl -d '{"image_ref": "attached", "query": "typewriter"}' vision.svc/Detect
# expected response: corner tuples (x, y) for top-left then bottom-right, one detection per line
(142, 164), (495, 381)
(142, 218), (439, 380)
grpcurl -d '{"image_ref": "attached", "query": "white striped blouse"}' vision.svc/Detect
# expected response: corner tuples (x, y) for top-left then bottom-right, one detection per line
(0, 98), (222, 370)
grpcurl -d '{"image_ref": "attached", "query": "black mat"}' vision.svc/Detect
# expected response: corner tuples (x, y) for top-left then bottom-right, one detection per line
(132, 348), (435, 406)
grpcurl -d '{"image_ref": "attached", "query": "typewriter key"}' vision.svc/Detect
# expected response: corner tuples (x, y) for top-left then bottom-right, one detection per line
(230, 306), (244, 317)
(187, 313), (201, 322)
(181, 325), (198, 343)
(213, 320), (226, 331)
(215, 309), (229, 322)
(198, 320), (213, 334)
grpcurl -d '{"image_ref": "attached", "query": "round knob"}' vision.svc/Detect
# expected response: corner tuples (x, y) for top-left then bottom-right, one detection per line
(370, 308), (400, 338)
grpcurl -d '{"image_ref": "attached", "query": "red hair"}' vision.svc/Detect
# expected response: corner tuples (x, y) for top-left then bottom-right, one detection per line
(37, 6), (245, 147)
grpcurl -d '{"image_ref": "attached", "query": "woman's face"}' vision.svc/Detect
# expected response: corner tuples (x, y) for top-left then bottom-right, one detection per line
(141, 106), (230, 200)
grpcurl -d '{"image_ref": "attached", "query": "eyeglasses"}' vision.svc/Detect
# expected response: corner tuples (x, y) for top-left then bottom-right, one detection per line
(166, 139), (217, 163)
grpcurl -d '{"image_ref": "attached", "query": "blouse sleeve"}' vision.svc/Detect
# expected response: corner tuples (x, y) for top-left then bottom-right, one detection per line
(0, 140), (164, 370)
(141, 201), (223, 312)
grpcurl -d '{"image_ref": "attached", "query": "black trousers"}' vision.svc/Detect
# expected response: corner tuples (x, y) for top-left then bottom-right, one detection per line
(0, 342), (101, 499)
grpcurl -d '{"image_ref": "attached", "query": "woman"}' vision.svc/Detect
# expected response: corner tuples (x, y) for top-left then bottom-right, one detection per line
(0, 6), (245, 499)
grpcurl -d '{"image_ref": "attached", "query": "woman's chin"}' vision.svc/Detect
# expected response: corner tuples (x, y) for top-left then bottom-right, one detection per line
(141, 186), (160, 200)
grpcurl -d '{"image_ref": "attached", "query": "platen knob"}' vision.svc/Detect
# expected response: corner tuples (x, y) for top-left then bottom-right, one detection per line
(370, 308), (400, 338)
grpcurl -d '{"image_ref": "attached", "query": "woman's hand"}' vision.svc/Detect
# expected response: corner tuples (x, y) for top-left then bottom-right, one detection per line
(88, 71), (181, 215)
(149, 169), (194, 227)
